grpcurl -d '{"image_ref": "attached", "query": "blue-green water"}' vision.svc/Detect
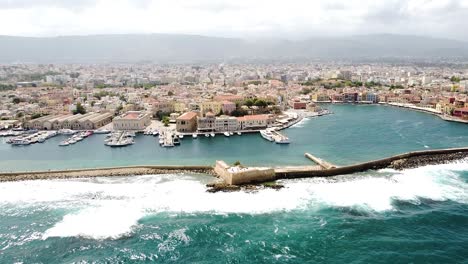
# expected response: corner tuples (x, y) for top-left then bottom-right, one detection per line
(1, 105), (467, 172)
(1, 105), (468, 263)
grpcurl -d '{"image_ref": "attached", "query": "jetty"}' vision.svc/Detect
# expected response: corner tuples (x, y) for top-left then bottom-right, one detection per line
(1, 147), (468, 185)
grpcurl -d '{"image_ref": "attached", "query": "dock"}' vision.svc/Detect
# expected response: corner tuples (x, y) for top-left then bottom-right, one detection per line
(304, 153), (337, 169)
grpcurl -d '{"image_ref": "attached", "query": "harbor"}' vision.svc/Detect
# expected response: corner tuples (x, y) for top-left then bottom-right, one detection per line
(0, 104), (467, 173)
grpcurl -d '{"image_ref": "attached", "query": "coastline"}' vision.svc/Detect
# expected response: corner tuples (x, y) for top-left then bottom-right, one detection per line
(381, 102), (468, 124)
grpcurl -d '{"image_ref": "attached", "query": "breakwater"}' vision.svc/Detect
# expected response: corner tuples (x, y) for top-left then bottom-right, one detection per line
(275, 147), (468, 180)
(0, 165), (214, 182)
(1, 147), (467, 183)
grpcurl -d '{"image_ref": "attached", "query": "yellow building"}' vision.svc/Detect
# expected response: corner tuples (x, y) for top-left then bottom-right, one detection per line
(173, 102), (187, 113)
(200, 101), (222, 115)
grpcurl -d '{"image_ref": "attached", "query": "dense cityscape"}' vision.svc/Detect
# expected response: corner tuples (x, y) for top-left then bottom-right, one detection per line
(1, 63), (467, 135)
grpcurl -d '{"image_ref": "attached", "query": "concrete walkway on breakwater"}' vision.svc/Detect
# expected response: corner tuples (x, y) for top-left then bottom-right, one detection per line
(275, 147), (468, 180)
(1, 147), (468, 183)
(0, 165), (214, 182)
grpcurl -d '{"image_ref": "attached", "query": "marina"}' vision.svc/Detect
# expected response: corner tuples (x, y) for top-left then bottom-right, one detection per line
(0, 105), (467, 172)
(104, 131), (135, 147)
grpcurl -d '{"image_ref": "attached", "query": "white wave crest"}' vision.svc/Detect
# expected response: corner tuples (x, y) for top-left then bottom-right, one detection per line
(0, 160), (467, 240)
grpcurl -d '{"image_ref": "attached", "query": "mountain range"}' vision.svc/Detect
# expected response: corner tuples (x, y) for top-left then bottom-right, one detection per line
(0, 34), (467, 63)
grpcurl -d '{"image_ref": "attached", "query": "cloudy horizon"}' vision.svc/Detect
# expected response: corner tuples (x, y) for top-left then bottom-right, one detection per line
(0, 0), (467, 41)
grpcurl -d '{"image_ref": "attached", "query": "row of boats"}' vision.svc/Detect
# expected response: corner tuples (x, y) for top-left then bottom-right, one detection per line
(104, 131), (135, 147)
(6, 131), (58, 145)
(59, 131), (93, 146)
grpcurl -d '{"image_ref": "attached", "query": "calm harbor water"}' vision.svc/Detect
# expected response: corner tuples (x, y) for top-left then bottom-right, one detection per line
(1, 104), (467, 172)
(1, 105), (467, 263)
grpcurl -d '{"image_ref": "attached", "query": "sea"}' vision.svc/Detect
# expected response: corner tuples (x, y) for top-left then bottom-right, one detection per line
(0, 104), (467, 263)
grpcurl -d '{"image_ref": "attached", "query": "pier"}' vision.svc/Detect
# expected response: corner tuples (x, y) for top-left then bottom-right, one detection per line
(304, 153), (337, 169)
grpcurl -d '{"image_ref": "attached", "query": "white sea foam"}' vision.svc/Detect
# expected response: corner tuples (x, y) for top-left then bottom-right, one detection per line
(1, 160), (467, 240)
(290, 118), (310, 128)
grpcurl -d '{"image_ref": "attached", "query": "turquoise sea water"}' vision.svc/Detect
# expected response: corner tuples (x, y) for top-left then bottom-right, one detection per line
(0, 104), (467, 172)
(1, 105), (468, 263)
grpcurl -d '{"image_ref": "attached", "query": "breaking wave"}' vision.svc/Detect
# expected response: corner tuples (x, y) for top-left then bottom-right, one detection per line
(0, 160), (467, 240)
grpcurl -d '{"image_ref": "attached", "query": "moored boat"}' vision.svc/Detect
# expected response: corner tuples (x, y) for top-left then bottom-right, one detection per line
(260, 130), (274, 142)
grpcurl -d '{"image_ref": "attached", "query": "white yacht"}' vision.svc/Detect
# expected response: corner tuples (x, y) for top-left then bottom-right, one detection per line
(210, 133), (215, 137)
(58, 129), (76, 135)
(179, 134), (184, 139)
(205, 133), (210, 138)
(237, 132), (242, 136)
(192, 134), (198, 139)
(224, 132), (230, 137)
(260, 130), (274, 142)
(275, 137), (290, 144)
(10, 139), (31, 145)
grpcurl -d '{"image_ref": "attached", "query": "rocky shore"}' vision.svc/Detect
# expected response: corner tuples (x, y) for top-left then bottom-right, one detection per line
(206, 182), (285, 193)
(0, 166), (215, 182)
(388, 152), (468, 170)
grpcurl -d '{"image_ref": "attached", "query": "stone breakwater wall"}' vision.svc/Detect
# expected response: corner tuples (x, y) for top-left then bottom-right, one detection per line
(214, 161), (276, 185)
(0, 165), (215, 182)
(276, 147), (468, 180)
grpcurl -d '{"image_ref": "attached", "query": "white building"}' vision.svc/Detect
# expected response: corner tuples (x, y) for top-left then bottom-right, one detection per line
(112, 111), (151, 131)
(214, 116), (238, 132)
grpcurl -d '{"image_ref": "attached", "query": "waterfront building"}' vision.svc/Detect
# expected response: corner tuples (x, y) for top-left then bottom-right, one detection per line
(112, 111), (151, 131)
(197, 112), (216, 132)
(237, 114), (275, 130)
(453, 107), (468, 119)
(214, 116), (239, 132)
(176, 112), (198, 133)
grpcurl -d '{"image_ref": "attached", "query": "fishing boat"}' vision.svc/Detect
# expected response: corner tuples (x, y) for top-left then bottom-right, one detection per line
(152, 131), (159, 136)
(173, 136), (181, 145)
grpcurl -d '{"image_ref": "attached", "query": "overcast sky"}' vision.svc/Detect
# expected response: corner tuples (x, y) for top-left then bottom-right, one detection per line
(0, 0), (467, 40)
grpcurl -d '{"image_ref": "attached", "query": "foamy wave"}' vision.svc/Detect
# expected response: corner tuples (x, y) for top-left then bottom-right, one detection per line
(1, 160), (467, 240)
(42, 202), (143, 240)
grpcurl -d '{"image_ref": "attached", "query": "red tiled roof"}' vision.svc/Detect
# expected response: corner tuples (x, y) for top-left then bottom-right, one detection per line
(237, 114), (270, 121)
(177, 112), (197, 120)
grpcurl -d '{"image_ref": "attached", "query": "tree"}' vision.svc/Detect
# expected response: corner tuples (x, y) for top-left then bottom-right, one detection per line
(73, 102), (86, 115)
(254, 99), (268, 108)
(12, 97), (21, 104)
(450, 76), (461, 83)
(245, 99), (254, 107)
(162, 116), (170, 127)
(233, 161), (241, 166)
(168, 91), (174, 96)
